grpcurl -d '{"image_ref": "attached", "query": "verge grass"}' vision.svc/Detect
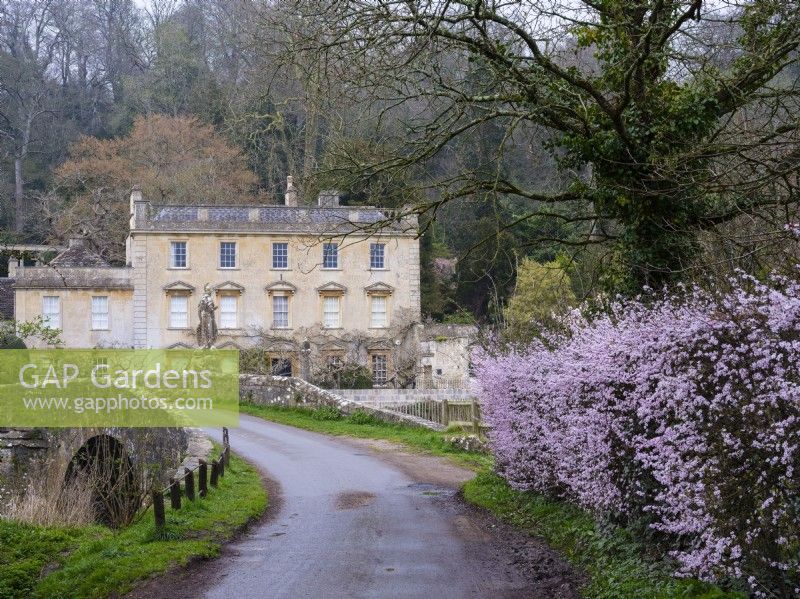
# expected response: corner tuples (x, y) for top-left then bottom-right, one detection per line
(242, 402), (745, 599)
(240, 402), (491, 470)
(463, 471), (745, 599)
(0, 451), (266, 599)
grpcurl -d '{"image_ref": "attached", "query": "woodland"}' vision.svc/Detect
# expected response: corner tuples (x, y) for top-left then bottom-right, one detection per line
(1, 0), (799, 323)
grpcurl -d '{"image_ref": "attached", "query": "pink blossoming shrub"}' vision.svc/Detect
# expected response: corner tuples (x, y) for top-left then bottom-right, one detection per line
(475, 276), (800, 597)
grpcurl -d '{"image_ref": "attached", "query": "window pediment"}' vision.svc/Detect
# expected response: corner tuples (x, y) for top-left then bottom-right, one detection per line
(367, 339), (395, 351)
(167, 342), (193, 349)
(320, 339), (348, 352)
(263, 339), (299, 352)
(214, 280), (245, 294)
(163, 281), (195, 294)
(364, 282), (394, 295)
(316, 281), (347, 295)
(266, 280), (297, 295)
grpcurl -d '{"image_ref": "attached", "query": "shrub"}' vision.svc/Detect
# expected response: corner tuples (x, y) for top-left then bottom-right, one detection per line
(0, 333), (26, 349)
(310, 405), (342, 421)
(503, 258), (575, 341)
(0, 321), (26, 349)
(475, 275), (800, 597)
(348, 409), (379, 425)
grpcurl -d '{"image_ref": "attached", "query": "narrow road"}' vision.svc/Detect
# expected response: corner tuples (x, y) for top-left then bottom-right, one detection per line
(179, 415), (580, 599)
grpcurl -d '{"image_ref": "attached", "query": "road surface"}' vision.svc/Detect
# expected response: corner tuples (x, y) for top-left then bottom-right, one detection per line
(155, 415), (580, 599)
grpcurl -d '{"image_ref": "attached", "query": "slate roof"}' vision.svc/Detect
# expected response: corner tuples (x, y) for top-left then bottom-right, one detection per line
(49, 238), (109, 267)
(135, 205), (414, 235)
(0, 278), (14, 320)
(13, 267), (132, 290)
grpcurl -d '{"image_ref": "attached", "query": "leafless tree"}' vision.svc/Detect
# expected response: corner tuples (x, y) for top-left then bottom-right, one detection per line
(259, 0), (800, 290)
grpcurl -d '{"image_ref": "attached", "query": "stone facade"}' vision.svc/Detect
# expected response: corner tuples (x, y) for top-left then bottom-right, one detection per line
(13, 181), (422, 385)
(419, 324), (478, 389)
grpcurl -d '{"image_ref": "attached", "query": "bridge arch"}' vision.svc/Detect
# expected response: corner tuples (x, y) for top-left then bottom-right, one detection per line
(64, 434), (139, 527)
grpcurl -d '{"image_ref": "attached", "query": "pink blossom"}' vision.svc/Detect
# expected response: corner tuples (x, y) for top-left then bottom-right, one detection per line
(475, 274), (800, 595)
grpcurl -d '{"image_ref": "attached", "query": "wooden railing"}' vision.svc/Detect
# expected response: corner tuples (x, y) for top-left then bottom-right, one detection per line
(384, 399), (483, 432)
(152, 427), (231, 530)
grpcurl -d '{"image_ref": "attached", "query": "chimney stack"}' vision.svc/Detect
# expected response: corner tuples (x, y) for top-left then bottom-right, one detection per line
(317, 190), (340, 207)
(285, 175), (298, 207)
(129, 185), (144, 228)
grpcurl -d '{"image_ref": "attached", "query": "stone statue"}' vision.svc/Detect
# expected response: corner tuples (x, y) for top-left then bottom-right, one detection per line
(196, 284), (218, 349)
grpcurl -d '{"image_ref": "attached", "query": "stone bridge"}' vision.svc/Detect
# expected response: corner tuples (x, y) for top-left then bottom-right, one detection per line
(0, 427), (187, 510)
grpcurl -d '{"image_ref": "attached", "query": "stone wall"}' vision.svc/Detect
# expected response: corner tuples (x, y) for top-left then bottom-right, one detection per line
(332, 388), (473, 405)
(239, 374), (444, 430)
(0, 426), (188, 509)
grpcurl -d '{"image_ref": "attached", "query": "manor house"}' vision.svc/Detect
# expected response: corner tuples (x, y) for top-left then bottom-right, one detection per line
(11, 179), (422, 386)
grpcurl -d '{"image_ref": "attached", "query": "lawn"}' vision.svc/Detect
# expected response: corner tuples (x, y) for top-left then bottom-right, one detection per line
(0, 451), (266, 599)
(242, 402), (745, 599)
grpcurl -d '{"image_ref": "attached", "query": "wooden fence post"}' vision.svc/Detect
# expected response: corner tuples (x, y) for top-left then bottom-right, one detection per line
(223, 445), (230, 467)
(198, 460), (208, 498)
(442, 399), (449, 427)
(184, 467), (195, 501)
(218, 455), (225, 478)
(210, 460), (219, 487)
(169, 478), (181, 510)
(471, 399), (479, 434)
(153, 490), (165, 529)
(223, 427), (229, 447)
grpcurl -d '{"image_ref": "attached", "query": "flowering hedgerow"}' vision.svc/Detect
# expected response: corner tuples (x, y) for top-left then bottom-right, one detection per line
(475, 275), (800, 597)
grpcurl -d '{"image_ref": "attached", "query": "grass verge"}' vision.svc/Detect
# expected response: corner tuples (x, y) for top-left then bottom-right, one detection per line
(0, 451), (266, 599)
(243, 402), (745, 599)
(240, 402), (491, 470)
(463, 471), (746, 599)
